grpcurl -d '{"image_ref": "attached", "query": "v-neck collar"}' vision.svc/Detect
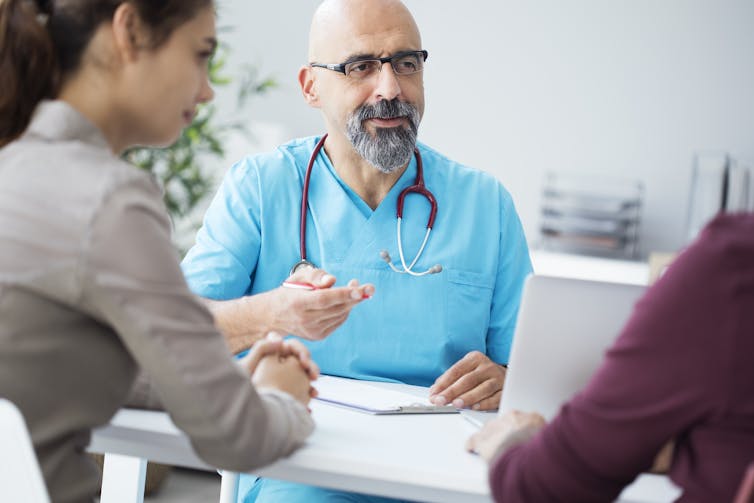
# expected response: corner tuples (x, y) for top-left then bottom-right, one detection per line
(317, 148), (419, 219)
(306, 143), (419, 265)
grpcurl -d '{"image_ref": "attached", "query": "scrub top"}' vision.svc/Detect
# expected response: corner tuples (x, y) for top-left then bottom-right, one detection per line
(182, 136), (532, 386)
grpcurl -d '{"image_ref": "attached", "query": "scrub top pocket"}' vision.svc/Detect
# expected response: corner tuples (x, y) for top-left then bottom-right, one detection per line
(444, 269), (495, 362)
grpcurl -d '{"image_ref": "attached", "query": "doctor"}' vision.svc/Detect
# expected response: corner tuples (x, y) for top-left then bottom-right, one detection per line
(182, 0), (532, 500)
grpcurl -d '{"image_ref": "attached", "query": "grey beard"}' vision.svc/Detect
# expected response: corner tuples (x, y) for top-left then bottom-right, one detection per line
(346, 99), (421, 174)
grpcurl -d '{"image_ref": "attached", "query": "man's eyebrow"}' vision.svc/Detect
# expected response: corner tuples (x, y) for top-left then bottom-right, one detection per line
(342, 53), (378, 64)
(341, 49), (420, 64)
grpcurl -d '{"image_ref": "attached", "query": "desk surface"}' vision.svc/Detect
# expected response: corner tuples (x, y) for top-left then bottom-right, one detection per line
(89, 380), (680, 503)
(90, 382), (490, 502)
(530, 250), (650, 286)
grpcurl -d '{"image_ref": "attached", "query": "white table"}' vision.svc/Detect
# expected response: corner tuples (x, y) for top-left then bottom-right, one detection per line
(530, 250), (650, 286)
(89, 380), (679, 503)
(90, 385), (489, 503)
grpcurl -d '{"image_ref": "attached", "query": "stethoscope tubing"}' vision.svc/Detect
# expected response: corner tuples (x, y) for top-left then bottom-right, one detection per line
(297, 133), (440, 276)
(300, 135), (328, 264)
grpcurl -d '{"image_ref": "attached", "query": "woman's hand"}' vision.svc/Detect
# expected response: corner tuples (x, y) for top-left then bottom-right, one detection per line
(252, 354), (316, 406)
(238, 332), (320, 406)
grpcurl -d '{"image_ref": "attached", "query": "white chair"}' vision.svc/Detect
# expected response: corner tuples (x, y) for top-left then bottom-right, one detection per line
(0, 398), (50, 502)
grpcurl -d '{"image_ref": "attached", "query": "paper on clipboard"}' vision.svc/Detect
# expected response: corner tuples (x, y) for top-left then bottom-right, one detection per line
(313, 375), (458, 415)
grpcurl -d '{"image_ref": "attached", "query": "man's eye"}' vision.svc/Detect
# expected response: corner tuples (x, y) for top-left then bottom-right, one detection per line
(348, 61), (377, 75)
(395, 57), (419, 72)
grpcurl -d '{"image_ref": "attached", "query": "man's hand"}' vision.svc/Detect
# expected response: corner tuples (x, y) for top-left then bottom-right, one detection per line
(466, 410), (546, 462)
(270, 267), (375, 341)
(428, 351), (506, 410)
(206, 268), (375, 354)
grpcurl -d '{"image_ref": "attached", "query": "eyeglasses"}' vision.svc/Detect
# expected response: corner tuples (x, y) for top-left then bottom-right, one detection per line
(310, 50), (428, 80)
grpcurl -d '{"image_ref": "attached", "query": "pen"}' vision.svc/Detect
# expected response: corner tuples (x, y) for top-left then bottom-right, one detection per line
(282, 280), (371, 299)
(281, 281), (319, 290)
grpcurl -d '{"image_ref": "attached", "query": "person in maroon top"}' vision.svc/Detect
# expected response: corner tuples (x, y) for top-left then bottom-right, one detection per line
(467, 213), (754, 502)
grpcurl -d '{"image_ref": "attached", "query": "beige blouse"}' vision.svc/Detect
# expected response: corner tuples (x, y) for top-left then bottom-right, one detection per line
(0, 101), (313, 502)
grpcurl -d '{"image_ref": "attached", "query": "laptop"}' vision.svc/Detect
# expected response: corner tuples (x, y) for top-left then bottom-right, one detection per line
(498, 274), (646, 420)
(462, 274), (646, 427)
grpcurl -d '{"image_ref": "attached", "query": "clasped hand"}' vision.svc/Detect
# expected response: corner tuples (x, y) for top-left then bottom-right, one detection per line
(237, 332), (320, 407)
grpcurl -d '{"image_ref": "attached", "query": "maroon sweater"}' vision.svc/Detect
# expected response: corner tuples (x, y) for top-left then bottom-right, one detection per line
(490, 214), (754, 502)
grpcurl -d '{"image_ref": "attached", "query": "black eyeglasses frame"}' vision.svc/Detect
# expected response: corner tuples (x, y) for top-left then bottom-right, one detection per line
(309, 50), (429, 77)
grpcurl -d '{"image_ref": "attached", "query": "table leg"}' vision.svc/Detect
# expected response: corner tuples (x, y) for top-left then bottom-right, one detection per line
(100, 453), (147, 503)
(219, 471), (239, 503)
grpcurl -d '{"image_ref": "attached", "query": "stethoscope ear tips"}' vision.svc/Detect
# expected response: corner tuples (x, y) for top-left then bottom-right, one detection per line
(428, 264), (442, 274)
(380, 250), (392, 263)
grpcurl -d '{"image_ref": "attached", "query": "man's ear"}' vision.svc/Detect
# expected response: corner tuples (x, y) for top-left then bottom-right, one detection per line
(298, 65), (320, 108)
(111, 3), (147, 63)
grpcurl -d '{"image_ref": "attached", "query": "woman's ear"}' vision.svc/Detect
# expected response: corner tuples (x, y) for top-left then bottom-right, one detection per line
(111, 2), (147, 63)
(298, 65), (320, 108)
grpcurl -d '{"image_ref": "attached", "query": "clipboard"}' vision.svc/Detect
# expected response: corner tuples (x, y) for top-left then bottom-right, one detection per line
(313, 375), (458, 415)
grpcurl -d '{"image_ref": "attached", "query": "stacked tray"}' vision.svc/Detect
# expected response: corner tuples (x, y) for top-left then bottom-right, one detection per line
(539, 173), (643, 258)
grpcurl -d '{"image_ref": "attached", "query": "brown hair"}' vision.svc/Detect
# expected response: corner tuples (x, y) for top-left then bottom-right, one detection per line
(0, 0), (213, 148)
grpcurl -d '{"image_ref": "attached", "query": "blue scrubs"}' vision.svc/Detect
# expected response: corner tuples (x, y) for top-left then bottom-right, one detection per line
(181, 136), (532, 502)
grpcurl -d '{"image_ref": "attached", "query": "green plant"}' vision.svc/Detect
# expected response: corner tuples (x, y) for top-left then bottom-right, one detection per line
(123, 44), (277, 219)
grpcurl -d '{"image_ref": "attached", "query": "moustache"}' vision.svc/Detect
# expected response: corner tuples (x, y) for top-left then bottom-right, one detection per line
(356, 99), (420, 132)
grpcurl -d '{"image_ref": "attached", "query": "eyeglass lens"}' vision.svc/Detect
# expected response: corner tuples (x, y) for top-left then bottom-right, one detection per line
(345, 52), (425, 78)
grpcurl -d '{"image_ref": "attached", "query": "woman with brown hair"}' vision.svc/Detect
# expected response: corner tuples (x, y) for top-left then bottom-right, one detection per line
(0, 1), (318, 501)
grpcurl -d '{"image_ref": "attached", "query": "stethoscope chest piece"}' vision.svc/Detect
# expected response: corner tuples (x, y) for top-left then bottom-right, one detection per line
(290, 260), (316, 276)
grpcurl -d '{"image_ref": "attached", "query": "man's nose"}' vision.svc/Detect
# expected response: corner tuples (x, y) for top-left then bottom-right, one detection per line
(372, 62), (401, 102)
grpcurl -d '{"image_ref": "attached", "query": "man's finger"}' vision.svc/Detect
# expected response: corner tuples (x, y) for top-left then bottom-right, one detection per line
(462, 388), (502, 411)
(294, 309), (352, 340)
(304, 301), (358, 322)
(305, 312), (350, 340)
(432, 367), (488, 405)
(430, 351), (485, 395)
(303, 286), (370, 309)
(448, 372), (502, 407)
(288, 267), (336, 288)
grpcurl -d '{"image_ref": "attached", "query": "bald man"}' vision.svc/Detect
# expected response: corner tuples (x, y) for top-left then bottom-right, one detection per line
(182, 1), (532, 501)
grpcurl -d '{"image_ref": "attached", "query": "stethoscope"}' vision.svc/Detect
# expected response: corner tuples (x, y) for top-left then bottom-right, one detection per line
(290, 134), (443, 277)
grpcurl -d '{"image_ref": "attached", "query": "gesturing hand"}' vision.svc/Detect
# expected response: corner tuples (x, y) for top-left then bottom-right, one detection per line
(269, 268), (375, 341)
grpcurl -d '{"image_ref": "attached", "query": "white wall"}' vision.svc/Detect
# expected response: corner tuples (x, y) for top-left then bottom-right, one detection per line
(214, 0), (754, 257)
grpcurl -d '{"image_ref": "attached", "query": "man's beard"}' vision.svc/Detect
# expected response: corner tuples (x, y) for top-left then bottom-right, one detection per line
(345, 99), (421, 174)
